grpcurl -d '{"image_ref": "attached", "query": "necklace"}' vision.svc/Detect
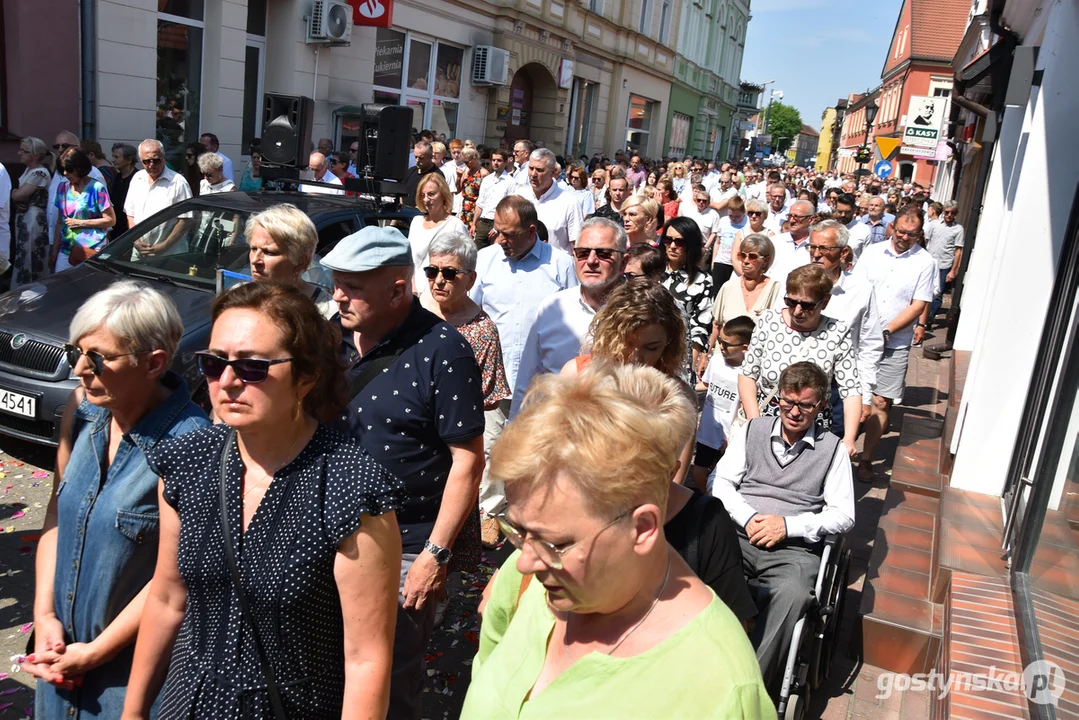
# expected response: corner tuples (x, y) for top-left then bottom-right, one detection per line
(241, 425), (307, 498)
(563, 549), (673, 661)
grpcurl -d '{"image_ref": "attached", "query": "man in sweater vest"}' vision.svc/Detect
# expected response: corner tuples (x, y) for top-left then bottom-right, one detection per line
(710, 362), (855, 695)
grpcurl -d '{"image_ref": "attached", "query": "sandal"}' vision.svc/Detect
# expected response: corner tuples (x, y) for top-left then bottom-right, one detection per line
(857, 460), (875, 483)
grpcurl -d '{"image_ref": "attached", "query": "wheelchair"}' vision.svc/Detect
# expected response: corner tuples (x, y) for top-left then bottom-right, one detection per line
(749, 533), (852, 720)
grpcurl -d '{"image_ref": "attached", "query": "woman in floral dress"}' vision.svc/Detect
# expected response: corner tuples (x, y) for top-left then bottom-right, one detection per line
(12, 137), (54, 286)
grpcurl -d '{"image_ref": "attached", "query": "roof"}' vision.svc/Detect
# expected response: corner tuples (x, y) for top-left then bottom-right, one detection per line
(799, 124), (820, 137)
(911, 0), (969, 62)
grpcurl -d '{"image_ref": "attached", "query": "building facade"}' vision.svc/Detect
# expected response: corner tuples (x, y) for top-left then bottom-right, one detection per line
(789, 123), (818, 167)
(729, 81), (763, 161)
(814, 106), (836, 172)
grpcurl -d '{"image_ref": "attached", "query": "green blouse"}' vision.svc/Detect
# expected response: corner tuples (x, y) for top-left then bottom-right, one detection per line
(462, 551), (776, 720)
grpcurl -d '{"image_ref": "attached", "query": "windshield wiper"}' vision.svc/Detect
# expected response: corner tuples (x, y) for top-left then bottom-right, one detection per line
(84, 257), (121, 274)
(124, 270), (209, 290)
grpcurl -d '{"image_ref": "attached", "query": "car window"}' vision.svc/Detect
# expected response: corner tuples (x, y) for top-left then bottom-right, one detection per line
(317, 220), (357, 255)
(365, 212), (417, 237)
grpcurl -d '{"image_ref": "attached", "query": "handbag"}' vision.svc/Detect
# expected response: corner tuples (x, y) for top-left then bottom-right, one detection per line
(218, 429), (290, 720)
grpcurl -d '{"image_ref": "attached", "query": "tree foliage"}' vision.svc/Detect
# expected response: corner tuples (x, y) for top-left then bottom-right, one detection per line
(767, 102), (803, 154)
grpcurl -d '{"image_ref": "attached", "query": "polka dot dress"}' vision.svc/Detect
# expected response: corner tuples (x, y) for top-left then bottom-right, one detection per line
(147, 423), (404, 719)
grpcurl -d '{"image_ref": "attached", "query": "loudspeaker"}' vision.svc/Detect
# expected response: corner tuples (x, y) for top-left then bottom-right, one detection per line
(262, 94), (315, 166)
(356, 104), (412, 182)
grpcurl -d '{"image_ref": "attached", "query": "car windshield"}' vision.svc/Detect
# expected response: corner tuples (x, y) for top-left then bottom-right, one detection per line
(94, 204), (256, 288)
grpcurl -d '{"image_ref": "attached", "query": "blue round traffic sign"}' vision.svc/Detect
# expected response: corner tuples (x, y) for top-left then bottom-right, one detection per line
(874, 160), (893, 178)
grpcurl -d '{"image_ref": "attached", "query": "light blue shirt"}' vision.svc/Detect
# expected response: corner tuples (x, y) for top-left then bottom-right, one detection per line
(470, 237), (578, 398)
(860, 212), (895, 246)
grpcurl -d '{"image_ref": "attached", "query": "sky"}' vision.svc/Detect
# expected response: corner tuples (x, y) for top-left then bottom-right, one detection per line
(741, 0), (905, 129)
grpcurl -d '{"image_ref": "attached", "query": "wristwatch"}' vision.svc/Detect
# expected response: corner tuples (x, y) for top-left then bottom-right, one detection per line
(424, 539), (453, 566)
(914, 322), (927, 329)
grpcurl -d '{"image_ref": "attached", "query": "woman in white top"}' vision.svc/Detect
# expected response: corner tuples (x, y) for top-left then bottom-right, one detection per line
(621, 194), (660, 247)
(246, 203), (336, 319)
(408, 172), (465, 295)
(730, 198), (774, 277)
(12, 137), (54, 285)
(198, 153), (235, 194)
(706, 233), (782, 369)
(565, 165), (596, 219)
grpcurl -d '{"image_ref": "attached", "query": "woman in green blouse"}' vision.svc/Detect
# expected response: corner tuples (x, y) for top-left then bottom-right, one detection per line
(464, 363), (774, 720)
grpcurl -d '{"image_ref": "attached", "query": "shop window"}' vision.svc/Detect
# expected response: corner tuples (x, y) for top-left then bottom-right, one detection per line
(668, 112), (691, 157)
(373, 28), (463, 139)
(625, 95), (655, 154)
(156, 9), (204, 171)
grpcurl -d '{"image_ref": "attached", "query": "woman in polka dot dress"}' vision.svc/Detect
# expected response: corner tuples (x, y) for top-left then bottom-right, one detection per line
(123, 282), (406, 719)
(737, 264), (862, 459)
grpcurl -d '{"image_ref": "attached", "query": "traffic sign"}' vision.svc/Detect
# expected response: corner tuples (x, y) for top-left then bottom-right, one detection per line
(874, 160), (893, 178)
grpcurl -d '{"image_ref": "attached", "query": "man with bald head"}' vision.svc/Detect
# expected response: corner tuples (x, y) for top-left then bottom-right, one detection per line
(768, 199), (816, 287)
(299, 152), (344, 195)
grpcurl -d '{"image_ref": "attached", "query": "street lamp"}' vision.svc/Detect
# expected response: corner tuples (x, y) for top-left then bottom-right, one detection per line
(858, 99), (879, 180)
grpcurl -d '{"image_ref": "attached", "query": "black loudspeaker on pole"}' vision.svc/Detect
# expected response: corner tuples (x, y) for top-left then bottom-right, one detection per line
(357, 104), (412, 182)
(262, 93), (315, 167)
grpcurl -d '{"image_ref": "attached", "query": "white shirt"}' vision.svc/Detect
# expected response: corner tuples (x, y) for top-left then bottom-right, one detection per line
(199, 178), (235, 194)
(476, 171), (514, 220)
(407, 214), (467, 294)
(299, 172), (343, 195)
(572, 188), (596, 218)
(845, 219), (873, 266)
(49, 165), (106, 245)
(216, 152), (235, 183)
(710, 418), (855, 542)
(713, 215), (749, 266)
(513, 163), (530, 187)
(698, 356), (741, 455)
(470, 238), (578, 396)
(123, 167), (192, 226)
(854, 240), (937, 349)
(440, 160), (458, 189)
(825, 270), (883, 404)
(761, 208), (786, 234)
(767, 232), (811, 288)
(745, 182), (767, 202)
(0, 163), (11, 262)
(709, 186), (739, 218)
(702, 171), (721, 192)
(512, 181), (584, 255)
(682, 205), (720, 239)
(510, 285), (597, 418)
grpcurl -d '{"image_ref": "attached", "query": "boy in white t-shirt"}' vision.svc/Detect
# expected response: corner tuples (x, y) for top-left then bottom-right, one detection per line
(691, 316), (755, 491)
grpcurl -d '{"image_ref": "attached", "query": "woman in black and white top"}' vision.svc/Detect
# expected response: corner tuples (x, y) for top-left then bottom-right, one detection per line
(737, 264), (861, 458)
(660, 217), (714, 382)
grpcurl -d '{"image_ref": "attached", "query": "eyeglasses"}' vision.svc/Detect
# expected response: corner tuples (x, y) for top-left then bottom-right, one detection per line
(784, 296), (823, 312)
(195, 352), (295, 384)
(694, 197), (709, 204)
(737, 251), (765, 261)
(663, 236), (685, 247)
(423, 265), (471, 281)
(495, 508), (633, 570)
(778, 397), (821, 413)
(142, 157), (164, 166)
(572, 247), (624, 262)
(64, 344), (149, 376)
(894, 229), (922, 239)
(787, 214), (812, 222)
(807, 244), (840, 253)
(747, 210), (764, 216)
(53, 143), (74, 151)
(623, 271), (644, 280)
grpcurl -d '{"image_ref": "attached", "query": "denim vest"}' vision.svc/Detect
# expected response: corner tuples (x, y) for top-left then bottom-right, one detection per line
(37, 372), (209, 720)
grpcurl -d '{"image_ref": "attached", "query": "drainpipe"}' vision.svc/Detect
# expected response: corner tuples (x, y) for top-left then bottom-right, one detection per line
(80, 0), (97, 141)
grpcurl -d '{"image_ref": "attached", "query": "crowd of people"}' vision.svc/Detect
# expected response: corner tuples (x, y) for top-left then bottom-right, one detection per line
(10, 125), (968, 719)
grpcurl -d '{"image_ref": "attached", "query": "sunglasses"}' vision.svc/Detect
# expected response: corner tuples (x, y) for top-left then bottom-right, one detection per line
(572, 247), (623, 262)
(142, 158), (164, 166)
(423, 265), (470, 281)
(747, 211), (764, 216)
(64, 344), (149, 376)
(784, 297), (823, 312)
(53, 143), (75, 151)
(787, 214), (812, 222)
(196, 352), (295, 384)
(737, 251), (765, 261)
(663, 236), (685, 247)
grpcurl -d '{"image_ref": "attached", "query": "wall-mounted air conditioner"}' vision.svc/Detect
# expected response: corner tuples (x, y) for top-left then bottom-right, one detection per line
(307, 0), (353, 45)
(472, 46), (511, 86)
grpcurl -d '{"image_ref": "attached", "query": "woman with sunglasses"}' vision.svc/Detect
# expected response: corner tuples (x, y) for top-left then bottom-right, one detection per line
(48, 148), (115, 274)
(196, 152), (234, 195)
(124, 282), (404, 719)
(737, 264), (861, 458)
(408, 172), (466, 295)
(670, 162), (688, 194)
(464, 364), (772, 719)
(730, 198), (773, 278)
(565, 164), (596, 219)
(420, 231), (509, 546)
(659, 217), (713, 382)
(23, 281), (209, 718)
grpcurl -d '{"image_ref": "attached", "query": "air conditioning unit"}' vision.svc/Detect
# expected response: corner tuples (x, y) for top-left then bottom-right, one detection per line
(471, 46), (510, 86)
(307, 0), (353, 45)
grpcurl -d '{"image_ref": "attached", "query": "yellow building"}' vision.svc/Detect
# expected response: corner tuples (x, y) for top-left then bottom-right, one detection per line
(816, 106), (837, 172)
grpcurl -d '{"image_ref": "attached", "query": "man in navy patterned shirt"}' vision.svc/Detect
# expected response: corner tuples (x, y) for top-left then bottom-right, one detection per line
(323, 225), (485, 719)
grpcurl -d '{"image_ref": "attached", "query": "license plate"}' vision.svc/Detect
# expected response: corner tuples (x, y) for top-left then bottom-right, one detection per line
(0, 388), (36, 418)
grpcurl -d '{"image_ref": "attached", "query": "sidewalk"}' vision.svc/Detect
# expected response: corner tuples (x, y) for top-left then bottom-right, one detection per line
(810, 342), (949, 720)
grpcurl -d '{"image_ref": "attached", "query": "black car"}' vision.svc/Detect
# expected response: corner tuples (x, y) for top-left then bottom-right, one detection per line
(0, 191), (418, 446)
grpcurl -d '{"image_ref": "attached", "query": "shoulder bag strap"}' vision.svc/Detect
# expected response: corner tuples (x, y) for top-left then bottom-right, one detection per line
(684, 491), (710, 575)
(219, 429), (289, 720)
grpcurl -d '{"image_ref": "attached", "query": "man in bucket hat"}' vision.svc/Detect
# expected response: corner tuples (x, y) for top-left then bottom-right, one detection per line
(324, 226), (485, 719)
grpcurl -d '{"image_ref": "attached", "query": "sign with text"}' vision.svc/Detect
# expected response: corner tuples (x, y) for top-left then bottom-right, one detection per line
(349, 0), (394, 27)
(901, 96), (947, 157)
(373, 28), (405, 87)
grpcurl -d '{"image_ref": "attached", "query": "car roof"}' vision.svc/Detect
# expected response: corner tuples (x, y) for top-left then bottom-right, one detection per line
(187, 191), (393, 215)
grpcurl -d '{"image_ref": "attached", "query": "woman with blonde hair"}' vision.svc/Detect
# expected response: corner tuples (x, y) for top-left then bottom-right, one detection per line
(408, 172), (466, 294)
(731, 197), (774, 274)
(464, 364), (770, 719)
(670, 162), (688, 194)
(621, 194), (661, 247)
(246, 203), (336, 318)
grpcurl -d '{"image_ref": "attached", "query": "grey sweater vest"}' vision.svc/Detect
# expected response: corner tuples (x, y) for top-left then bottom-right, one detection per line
(740, 418), (840, 518)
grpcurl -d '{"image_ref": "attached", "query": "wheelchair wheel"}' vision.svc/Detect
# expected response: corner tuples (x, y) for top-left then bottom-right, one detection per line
(819, 548), (852, 681)
(783, 688), (807, 720)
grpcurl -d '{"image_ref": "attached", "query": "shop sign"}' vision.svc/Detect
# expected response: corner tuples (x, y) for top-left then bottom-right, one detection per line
(558, 59), (573, 90)
(901, 95), (947, 157)
(349, 0), (394, 28)
(373, 28), (405, 88)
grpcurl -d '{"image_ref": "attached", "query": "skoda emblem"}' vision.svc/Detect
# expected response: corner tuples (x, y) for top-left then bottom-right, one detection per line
(10, 333), (28, 350)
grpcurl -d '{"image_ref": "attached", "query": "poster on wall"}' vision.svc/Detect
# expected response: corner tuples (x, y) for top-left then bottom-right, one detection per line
(348, 0), (394, 28)
(496, 106), (510, 122)
(901, 95), (947, 158)
(373, 28), (405, 88)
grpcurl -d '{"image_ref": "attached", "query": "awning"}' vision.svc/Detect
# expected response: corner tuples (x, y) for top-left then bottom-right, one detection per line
(333, 105), (366, 116)
(957, 38), (1012, 93)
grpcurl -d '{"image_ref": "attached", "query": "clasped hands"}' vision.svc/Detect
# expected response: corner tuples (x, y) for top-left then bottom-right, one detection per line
(745, 513), (787, 549)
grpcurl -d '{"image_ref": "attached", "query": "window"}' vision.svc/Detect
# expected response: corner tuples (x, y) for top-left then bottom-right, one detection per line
(639, 0), (652, 35)
(241, 0), (267, 155)
(567, 79), (596, 158)
(372, 28), (463, 138)
(588, 0), (605, 15)
(668, 113), (691, 157)
(157, 0), (205, 170)
(659, 0), (671, 45)
(625, 94), (655, 153)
